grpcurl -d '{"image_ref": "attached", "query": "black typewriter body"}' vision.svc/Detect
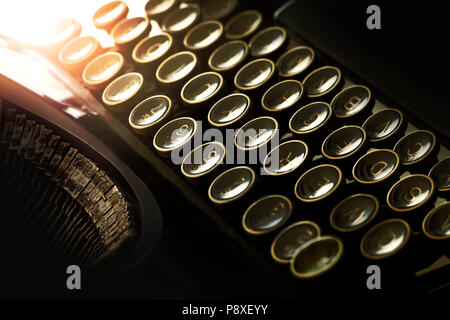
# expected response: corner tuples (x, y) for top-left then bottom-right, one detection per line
(0, 0), (448, 300)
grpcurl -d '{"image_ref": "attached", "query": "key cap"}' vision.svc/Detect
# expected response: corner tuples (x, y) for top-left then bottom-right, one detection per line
(294, 164), (343, 206)
(303, 66), (342, 99)
(263, 140), (309, 178)
(393, 130), (438, 171)
(153, 116), (197, 157)
(234, 58), (276, 93)
(420, 201), (450, 263)
(93, 1), (129, 33)
(180, 71), (225, 111)
(201, 0), (238, 21)
(321, 125), (367, 171)
(161, 4), (201, 38)
(428, 157), (450, 193)
(290, 235), (344, 279)
(234, 116), (279, 152)
(58, 36), (102, 75)
(207, 93), (252, 128)
(145, 0), (179, 21)
(208, 40), (249, 76)
(331, 85), (372, 123)
(224, 10), (263, 40)
(181, 141), (225, 180)
(386, 174), (436, 231)
(156, 51), (199, 91)
(387, 174), (436, 213)
(422, 201), (450, 241)
(111, 17), (151, 53)
(102, 72), (145, 112)
(128, 95), (174, 135)
(248, 26), (288, 58)
(270, 221), (321, 263)
(261, 79), (304, 115)
(183, 20), (224, 56)
(242, 195), (292, 235)
(132, 33), (174, 77)
(208, 166), (256, 205)
(362, 108), (405, 146)
(360, 218), (411, 261)
(352, 149), (400, 187)
(289, 101), (334, 144)
(330, 193), (380, 233)
(276, 46), (315, 79)
(82, 51), (125, 92)
(360, 218), (416, 289)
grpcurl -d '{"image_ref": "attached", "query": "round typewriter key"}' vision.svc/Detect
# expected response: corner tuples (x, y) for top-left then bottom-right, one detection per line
(387, 174), (435, 212)
(208, 93), (251, 127)
(156, 51), (198, 87)
(289, 101), (333, 139)
(234, 116), (278, 151)
(183, 20), (224, 53)
(353, 149), (400, 185)
(102, 72), (144, 111)
(422, 201), (450, 240)
(361, 218), (416, 286)
(362, 108), (405, 144)
(290, 235), (344, 279)
(261, 80), (304, 113)
(322, 125), (366, 161)
(180, 72), (224, 109)
(201, 0), (238, 21)
(330, 194), (380, 233)
(83, 51), (125, 91)
(294, 164), (343, 203)
(111, 17), (151, 51)
(331, 85), (372, 120)
(413, 201), (450, 269)
(429, 157), (450, 192)
(161, 5), (201, 36)
(276, 46), (315, 78)
(271, 221), (321, 263)
(421, 202), (450, 259)
(263, 140), (309, 176)
(303, 66), (342, 99)
(181, 142), (226, 179)
(58, 36), (102, 73)
(208, 40), (248, 74)
(208, 166), (256, 204)
(129, 95), (173, 135)
(224, 10), (263, 40)
(132, 33), (173, 69)
(145, 0), (179, 20)
(153, 117), (197, 156)
(393, 130), (437, 167)
(360, 218), (411, 260)
(93, 1), (129, 33)
(242, 195), (293, 235)
(248, 26), (287, 58)
(234, 58), (276, 92)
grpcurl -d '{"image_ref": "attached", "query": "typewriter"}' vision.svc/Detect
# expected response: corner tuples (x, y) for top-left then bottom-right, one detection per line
(0, 0), (448, 299)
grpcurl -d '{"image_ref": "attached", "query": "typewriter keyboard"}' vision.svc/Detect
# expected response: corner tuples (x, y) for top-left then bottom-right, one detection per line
(52, 0), (449, 295)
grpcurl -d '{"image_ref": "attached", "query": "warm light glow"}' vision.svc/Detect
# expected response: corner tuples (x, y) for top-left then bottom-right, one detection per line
(0, 0), (149, 48)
